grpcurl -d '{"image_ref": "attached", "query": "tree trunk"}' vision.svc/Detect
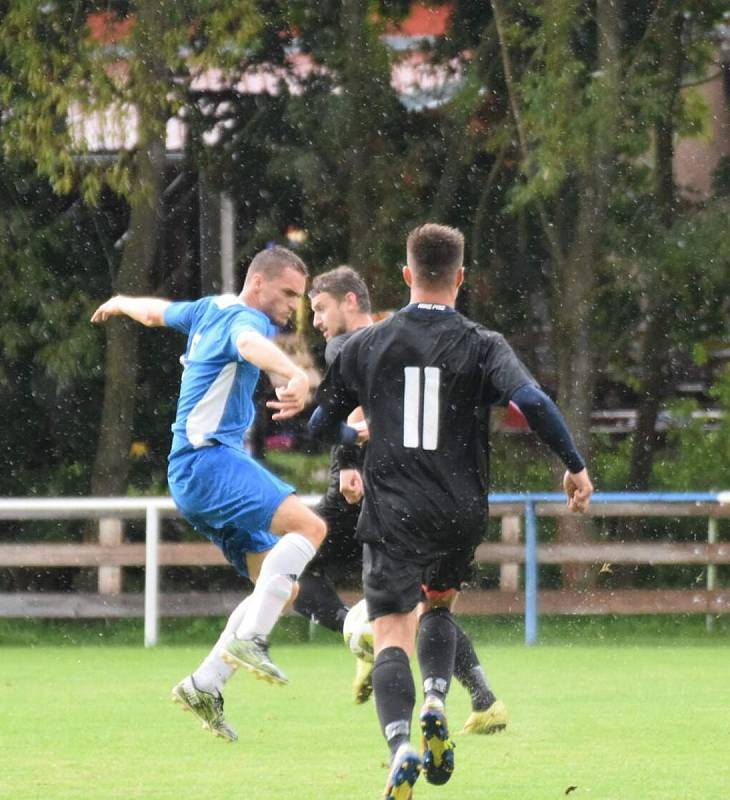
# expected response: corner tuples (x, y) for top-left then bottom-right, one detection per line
(90, 133), (166, 497)
(552, 193), (599, 587)
(90, 1), (171, 498)
(551, 0), (621, 586)
(341, 0), (378, 271)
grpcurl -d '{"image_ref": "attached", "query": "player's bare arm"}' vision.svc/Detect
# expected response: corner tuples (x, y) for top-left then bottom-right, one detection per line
(236, 329), (309, 420)
(90, 295), (170, 327)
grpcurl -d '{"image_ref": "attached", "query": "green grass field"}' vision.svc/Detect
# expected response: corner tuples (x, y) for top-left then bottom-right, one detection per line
(2, 618), (729, 799)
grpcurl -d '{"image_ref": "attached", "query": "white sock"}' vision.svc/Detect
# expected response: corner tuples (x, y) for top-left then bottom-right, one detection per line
(192, 596), (251, 695)
(235, 533), (316, 640)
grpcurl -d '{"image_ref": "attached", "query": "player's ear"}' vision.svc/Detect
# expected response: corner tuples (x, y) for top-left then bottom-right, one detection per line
(455, 267), (465, 289)
(402, 265), (413, 287)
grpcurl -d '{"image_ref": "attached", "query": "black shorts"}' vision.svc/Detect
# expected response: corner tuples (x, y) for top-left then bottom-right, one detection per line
(307, 494), (362, 573)
(362, 540), (477, 621)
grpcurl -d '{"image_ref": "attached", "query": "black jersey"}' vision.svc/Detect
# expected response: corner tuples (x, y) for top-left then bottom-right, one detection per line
(316, 303), (535, 561)
(320, 331), (365, 511)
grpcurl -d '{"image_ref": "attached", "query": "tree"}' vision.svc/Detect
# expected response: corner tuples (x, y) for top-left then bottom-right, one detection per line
(623, 1), (730, 489)
(0, 1), (260, 496)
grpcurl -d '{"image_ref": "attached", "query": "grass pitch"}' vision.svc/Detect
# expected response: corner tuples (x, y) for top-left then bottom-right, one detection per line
(1, 619), (729, 800)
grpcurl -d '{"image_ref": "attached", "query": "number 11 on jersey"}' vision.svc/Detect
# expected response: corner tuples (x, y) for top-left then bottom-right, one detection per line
(403, 367), (441, 450)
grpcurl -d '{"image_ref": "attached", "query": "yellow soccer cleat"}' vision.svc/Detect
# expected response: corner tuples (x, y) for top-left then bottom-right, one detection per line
(382, 744), (422, 800)
(420, 699), (455, 786)
(460, 699), (508, 735)
(352, 656), (374, 704)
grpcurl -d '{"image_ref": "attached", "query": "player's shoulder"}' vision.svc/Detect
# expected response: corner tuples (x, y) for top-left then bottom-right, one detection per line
(324, 331), (355, 366)
(211, 295), (274, 332)
(338, 319), (385, 353)
(454, 312), (508, 346)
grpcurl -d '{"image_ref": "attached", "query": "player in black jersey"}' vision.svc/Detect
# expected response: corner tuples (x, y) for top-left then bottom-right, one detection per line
(293, 266), (374, 700)
(309, 224), (593, 800)
(300, 266), (511, 732)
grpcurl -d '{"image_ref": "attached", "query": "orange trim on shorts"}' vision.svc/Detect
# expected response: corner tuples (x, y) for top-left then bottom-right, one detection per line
(421, 585), (457, 602)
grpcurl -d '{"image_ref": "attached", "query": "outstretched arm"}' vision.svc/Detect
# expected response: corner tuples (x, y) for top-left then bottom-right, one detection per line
(236, 329), (309, 420)
(510, 383), (594, 513)
(90, 295), (170, 327)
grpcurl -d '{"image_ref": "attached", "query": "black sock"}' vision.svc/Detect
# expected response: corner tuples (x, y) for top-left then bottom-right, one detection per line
(372, 646), (415, 757)
(294, 569), (349, 633)
(417, 607), (457, 703)
(453, 623), (497, 711)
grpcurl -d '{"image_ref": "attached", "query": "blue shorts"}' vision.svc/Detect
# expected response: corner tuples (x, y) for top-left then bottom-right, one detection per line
(167, 445), (295, 578)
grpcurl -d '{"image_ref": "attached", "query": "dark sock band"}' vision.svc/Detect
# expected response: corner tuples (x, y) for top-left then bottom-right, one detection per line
(293, 569), (349, 633)
(453, 623), (496, 711)
(372, 646), (415, 756)
(417, 607), (458, 703)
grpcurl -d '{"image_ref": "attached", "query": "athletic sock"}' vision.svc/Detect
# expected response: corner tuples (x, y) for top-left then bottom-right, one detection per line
(372, 646), (415, 757)
(235, 533), (316, 640)
(192, 596), (251, 695)
(294, 568), (349, 633)
(453, 623), (497, 711)
(417, 607), (457, 704)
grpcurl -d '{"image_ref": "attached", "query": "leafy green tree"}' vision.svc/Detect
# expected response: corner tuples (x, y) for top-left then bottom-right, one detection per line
(0, 1), (260, 496)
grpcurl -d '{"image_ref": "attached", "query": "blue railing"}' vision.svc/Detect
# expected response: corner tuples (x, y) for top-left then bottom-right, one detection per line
(488, 492), (729, 645)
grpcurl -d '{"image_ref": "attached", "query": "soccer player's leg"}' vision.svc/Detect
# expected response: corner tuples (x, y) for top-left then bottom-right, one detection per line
(225, 489), (326, 683)
(294, 500), (360, 633)
(169, 520), (264, 741)
(417, 597), (507, 734)
(417, 587), (458, 786)
(422, 546), (508, 735)
(454, 621), (508, 734)
(365, 544), (423, 798)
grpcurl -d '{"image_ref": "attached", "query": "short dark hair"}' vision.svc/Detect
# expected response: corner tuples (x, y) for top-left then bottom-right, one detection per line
(309, 265), (371, 313)
(247, 245), (308, 281)
(406, 224), (464, 285)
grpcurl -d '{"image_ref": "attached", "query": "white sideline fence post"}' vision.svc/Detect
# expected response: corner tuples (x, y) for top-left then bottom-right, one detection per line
(707, 517), (718, 633)
(144, 504), (160, 647)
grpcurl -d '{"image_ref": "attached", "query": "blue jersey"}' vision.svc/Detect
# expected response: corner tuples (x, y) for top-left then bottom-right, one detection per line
(164, 295), (278, 457)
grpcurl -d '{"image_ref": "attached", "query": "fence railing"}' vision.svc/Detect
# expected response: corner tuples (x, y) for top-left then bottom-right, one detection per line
(1, 493), (728, 645)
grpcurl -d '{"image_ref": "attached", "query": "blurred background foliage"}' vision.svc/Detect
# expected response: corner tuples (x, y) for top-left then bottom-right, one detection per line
(0, 1), (729, 543)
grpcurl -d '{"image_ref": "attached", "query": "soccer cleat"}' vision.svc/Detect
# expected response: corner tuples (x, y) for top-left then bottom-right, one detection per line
(460, 698), (509, 735)
(420, 699), (455, 786)
(382, 743), (422, 800)
(353, 656), (374, 704)
(171, 676), (238, 742)
(222, 635), (288, 685)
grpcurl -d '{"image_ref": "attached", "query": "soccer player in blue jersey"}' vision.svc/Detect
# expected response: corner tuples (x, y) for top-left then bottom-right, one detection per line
(91, 246), (326, 742)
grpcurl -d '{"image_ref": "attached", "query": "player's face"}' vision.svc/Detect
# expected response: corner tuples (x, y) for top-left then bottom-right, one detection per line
(258, 267), (306, 327)
(311, 291), (347, 341)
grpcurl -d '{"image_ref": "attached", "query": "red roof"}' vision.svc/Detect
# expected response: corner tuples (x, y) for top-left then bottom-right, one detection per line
(390, 3), (451, 37)
(87, 11), (134, 43)
(87, 4), (452, 44)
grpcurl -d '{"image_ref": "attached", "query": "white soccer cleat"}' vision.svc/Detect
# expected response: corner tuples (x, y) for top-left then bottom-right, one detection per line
(171, 675), (238, 742)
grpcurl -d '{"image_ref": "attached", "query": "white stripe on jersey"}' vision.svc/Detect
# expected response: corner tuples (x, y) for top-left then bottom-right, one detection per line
(403, 366), (421, 448)
(422, 367), (440, 450)
(186, 362), (237, 447)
